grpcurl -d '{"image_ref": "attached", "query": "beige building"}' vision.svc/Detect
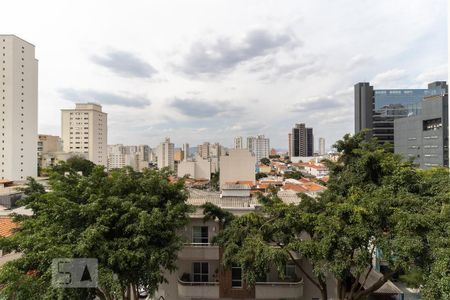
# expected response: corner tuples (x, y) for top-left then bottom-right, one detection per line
(38, 134), (62, 155)
(107, 144), (150, 171)
(219, 149), (256, 188)
(0, 35), (38, 181)
(61, 103), (107, 166)
(174, 148), (184, 162)
(177, 155), (211, 180)
(154, 189), (310, 300)
(156, 138), (174, 170)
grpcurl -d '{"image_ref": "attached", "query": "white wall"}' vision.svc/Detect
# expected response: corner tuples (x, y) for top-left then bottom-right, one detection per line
(219, 149), (256, 188)
(0, 35), (38, 181)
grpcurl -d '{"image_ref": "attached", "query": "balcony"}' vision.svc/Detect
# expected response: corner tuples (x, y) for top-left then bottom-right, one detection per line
(177, 278), (219, 299)
(178, 243), (220, 260)
(255, 280), (303, 299)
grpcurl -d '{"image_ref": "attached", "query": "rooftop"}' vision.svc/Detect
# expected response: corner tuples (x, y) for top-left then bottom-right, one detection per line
(0, 217), (17, 237)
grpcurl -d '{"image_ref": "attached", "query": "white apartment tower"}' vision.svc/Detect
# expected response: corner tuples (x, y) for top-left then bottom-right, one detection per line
(156, 138), (174, 170)
(61, 103), (107, 166)
(254, 135), (270, 162)
(182, 143), (189, 160)
(234, 136), (244, 149)
(319, 137), (326, 155)
(247, 135), (270, 162)
(0, 35), (38, 181)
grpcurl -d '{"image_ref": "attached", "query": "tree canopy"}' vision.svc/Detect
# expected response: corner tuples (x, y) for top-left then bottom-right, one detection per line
(0, 166), (192, 300)
(203, 132), (450, 300)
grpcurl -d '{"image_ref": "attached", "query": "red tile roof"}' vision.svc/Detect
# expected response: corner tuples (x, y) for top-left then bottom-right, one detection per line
(0, 217), (17, 237)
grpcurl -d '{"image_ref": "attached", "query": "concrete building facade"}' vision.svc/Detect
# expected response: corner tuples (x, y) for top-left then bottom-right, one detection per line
(219, 149), (256, 188)
(177, 156), (211, 180)
(290, 124), (313, 157)
(318, 137), (325, 155)
(61, 103), (107, 166)
(394, 88), (448, 169)
(0, 35), (38, 181)
(234, 136), (244, 149)
(355, 81), (447, 144)
(156, 138), (174, 170)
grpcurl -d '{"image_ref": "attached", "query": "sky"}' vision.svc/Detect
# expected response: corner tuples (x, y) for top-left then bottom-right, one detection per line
(1, 0), (447, 150)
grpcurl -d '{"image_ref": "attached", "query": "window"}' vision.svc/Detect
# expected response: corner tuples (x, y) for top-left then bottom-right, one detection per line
(192, 226), (208, 244)
(285, 264), (296, 279)
(193, 262), (208, 282)
(231, 266), (242, 288)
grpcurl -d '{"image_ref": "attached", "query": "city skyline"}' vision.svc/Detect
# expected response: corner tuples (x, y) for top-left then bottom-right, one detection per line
(0, 0), (447, 149)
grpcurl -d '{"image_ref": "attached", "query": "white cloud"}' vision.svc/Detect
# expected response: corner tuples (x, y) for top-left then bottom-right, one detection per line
(0, 0), (446, 148)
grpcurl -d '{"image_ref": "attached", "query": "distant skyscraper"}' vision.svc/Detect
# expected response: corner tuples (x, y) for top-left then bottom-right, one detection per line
(197, 142), (210, 159)
(290, 123), (313, 157)
(0, 35), (38, 181)
(156, 138), (174, 170)
(234, 136), (244, 149)
(288, 133), (292, 157)
(246, 136), (255, 154)
(318, 137), (325, 155)
(354, 81), (447, 145)
(182, 143), (189, 160)
(174, 148), (184, 162)
(61, 103), (108, 166)
(254, 135), (270, 162)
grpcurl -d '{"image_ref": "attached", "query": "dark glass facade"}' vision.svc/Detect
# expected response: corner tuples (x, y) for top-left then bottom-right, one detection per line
(355, 81), (447, 145)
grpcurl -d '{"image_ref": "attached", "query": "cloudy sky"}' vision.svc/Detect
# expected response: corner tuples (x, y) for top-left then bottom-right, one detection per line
(1, 0), (447, 150)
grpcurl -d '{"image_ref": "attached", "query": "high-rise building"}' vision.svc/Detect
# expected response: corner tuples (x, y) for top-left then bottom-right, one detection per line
(209, 142), (222, 158)
(288, 133), (292, 157)
(355, 81), (447, 144)
(0, 35), (38, 181)
(197, 142), (210, 159)
(174, 148), (184, 162)
(290, 123), (313, 157)
(246, 136), (255, 154)
(394, 85), (448, 169)
(156, 138), (174, 170)
(61, 103), (108, 166)
(254, 135), (270, 162)
(182, 143), (189, 160)
(234, 136), (244, 149)
(318, 137), (326, 155)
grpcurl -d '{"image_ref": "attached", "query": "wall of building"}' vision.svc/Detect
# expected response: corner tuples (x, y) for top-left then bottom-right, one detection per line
(0, 35), (38, 181)
(219, 149), (256, 188)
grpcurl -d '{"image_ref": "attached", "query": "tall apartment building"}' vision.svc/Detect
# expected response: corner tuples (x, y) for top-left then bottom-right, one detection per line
(318, 137), (326, 155)
(174, 148), (184, 162)
(197, 142), (210, 159)
(156, 138), (174, 170)
(394, 87), (448, 169)
(234, 136), (244, 149)
(0, 35), (38, 181)
(290, 123), (313, 157)
(354, 81), (447, 144)
(182, 143), (189, 160)
(288, 133), (292, 157)
(61, 103), (107, 166)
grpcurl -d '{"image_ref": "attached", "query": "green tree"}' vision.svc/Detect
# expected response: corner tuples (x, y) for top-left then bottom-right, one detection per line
(260, 157), (270, 166)
(0, 166), (192, 299)
(209, 171), (220, 191)
(255, 172), (268, 180)
(49, 155), (97, 176)
(203, 132), (450, 300)
(283, 171), (303, 180)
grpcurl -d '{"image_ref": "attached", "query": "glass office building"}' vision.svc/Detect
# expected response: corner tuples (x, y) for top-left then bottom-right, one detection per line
(355, 81), (447, 145)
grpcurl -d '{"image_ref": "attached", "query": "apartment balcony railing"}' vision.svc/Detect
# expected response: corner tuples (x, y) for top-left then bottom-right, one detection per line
(255, 280), (304, 299)
(177, 278), (220, 299)
(178, 243), (220, 260)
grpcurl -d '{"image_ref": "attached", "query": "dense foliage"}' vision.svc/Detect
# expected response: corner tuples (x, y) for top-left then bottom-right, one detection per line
(204, 132), (450, 300)
(0, 164), (192, 300)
